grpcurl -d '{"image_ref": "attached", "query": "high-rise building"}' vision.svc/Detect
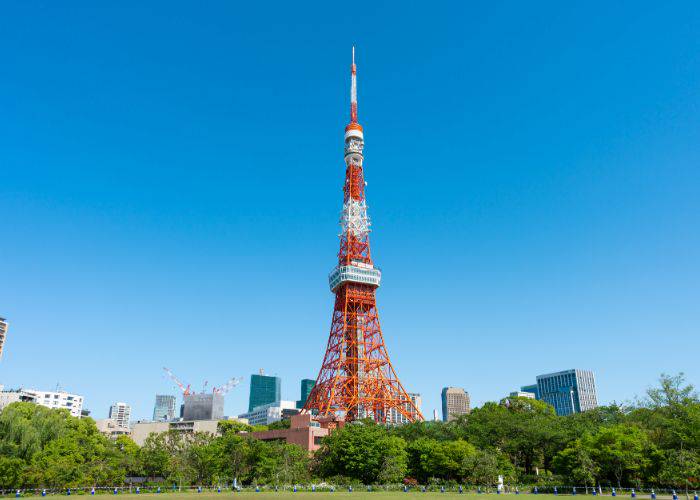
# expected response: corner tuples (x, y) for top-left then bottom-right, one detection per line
(302, 49), (422, 424)
(521, 384), (540, 399)
(441, 387), (470, 422)
(248, 373), (281, 412)
(153, 394), (177, 421)
(296, 379), (315, 409)
(109, 402), (131, 428)
(0, 388), (85, 418)
(0, 317), (7, 360)
(183, 393), (224, 421)
(536, 369), (598, 416)
(388, 393), (422, 425)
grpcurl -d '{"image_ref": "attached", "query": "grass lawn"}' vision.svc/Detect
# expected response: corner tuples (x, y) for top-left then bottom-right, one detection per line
(11, 494), (678, 500)
(12, 496), (556, 500)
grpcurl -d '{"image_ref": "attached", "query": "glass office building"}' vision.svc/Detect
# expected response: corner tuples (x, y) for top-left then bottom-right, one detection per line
(520, 384), (540, 399)
(248, 374), (281, 412)
(153, 394), (177, 421)
(536, 369), (598, 416)
(296, 379), (315, 409)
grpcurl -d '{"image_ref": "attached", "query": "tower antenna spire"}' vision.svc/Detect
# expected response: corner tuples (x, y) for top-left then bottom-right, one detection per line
(350, 46), (358, 123)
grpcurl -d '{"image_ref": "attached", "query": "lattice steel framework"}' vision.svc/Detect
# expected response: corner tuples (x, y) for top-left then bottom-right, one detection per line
(303, 49), (423, 424)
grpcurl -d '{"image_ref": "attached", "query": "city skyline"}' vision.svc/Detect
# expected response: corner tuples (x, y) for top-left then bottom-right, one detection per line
(0, 367), (619, 422)
(2, 3), (699, 420)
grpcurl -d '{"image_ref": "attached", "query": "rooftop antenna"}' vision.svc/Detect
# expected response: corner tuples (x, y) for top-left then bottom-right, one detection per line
(350, 46), (358, 123)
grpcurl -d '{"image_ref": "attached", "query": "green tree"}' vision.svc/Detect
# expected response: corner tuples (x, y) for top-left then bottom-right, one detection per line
(313, 422), (407, 483)
(115, 435), (141, 477)
(139, 433), (169, 480)
(0, 456), (27, 489)
(215, 432), (253, 485)
(657, 449), (700, 490)
(553, 441), (600, 487)
(217, 420), (254, 434)
(267, 420), (291, 430)
(555, 424), (654, 487)
(187, 433), (218, 484)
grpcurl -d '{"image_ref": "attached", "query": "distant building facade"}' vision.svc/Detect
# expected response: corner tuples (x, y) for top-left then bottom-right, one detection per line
(153, 394), (177, 421)
(441, 387), (470, 422)
(130, 417), (247, 446)
(388, 392), (422, 425)
(0, 317), (7, 360)
(509, 391), (536, 399)
(0, 389), (32, 410)
(95, 418), (131, 439)
(251, 413), (331, 452)
(296, 379), (315, 409)
(520, 384), (540, 399)
(182, 393), (224, 421)
(0, 388), (84, 418)
(109, 402), (131, 428)
(536, 369), (598, 416)
(249, 373), (281, 412)
(239, 400), (297, 426)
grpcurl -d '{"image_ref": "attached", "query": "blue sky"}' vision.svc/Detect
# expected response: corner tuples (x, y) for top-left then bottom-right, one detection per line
(1, 2), (699, 420)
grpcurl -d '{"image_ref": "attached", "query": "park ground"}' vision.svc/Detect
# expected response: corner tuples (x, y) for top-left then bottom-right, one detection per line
(6, 494), (682, 500)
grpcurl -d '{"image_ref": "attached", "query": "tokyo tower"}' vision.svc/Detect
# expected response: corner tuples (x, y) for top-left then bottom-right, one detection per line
(303, 49), (423, 424)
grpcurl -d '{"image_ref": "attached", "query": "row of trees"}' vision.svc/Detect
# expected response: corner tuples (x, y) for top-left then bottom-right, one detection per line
(0, 373), (697, 489)
(0, 407), (310, 488)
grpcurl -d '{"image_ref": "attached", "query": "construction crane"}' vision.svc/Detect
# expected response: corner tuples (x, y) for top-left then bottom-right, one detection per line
(163, 367), (241, 397)
(163, 367), (192, 396)
(214, 377), (243, 396)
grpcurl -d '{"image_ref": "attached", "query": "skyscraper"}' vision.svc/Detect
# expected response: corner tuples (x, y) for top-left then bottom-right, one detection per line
(536, 369), (598, 416)
(108, 402), (131, 428)
(153, 394), (177, 421)
(0, 317), (7, 360)
(296, 379), (315, 409)
(441, 387), (470, 422)
(248, 373), (281, 412)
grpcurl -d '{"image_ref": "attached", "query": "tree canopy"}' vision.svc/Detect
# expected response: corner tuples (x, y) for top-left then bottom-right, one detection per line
(0, 373), (697, 489)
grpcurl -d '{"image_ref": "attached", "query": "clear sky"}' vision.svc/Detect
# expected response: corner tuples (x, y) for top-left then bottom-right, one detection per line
(1, 2), (699, 421)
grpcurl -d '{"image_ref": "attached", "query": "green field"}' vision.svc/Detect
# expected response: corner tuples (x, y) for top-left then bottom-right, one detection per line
(8, 494), (679, 500)
(7, 496), (559, 500)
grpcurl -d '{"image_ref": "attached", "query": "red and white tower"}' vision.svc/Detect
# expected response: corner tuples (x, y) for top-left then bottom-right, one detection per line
(303, 49), (423, 423)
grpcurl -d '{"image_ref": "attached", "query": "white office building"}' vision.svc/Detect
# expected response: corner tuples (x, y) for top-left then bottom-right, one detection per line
(108, 402), (131, 428)
(238, 400), (297, 426)
(0, 388), (84, 417)
(509, 391), (536, 399)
